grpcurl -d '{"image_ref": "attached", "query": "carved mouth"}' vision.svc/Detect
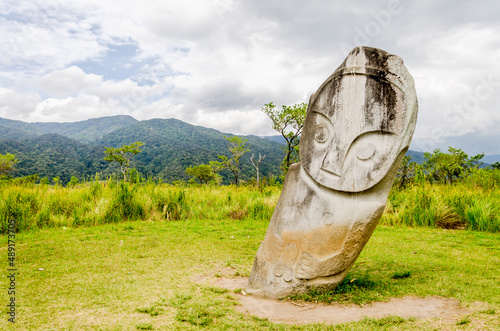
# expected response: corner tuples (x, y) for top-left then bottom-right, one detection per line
(319, 167), (341, 179)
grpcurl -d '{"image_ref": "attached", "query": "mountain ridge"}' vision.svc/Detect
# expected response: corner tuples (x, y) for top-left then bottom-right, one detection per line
(0, 116), (284, 184)
(0, 115), (138, 143)
(1, 115), (495, 184)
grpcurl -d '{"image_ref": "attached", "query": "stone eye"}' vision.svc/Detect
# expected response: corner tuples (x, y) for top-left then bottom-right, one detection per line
(315, 125), (328, 143)
(356, 142), (376, 160)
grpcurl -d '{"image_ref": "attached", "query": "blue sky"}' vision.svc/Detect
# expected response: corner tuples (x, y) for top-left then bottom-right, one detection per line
(0, 0), (499, 155)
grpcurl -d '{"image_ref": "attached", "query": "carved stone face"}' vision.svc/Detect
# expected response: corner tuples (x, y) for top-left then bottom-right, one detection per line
(300, 47), (417, 192)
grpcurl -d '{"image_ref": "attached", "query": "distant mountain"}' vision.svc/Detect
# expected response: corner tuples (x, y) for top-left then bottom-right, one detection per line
(483, 155), (500, 165)
(0, 117), (285, 184)
(0, 123), (37, 141)
(0, 115), (138, 143)
(96, 118), (284, 183)
(263, 135), (286, 145)
(406, 150), (425, 164)
(0, 134), (111, 183)
(1, 115), (495, 184)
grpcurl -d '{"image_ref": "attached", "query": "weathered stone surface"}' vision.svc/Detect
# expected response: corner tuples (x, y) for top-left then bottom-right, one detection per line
(247, 46), (418, 299)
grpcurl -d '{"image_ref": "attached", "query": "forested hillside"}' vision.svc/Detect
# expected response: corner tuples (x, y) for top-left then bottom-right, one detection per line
(0, 115), (138, 143)
(0, 134), (112, 183)
(96, 118), (284, 183)
(0, 116), (284, 184)
(2, 115), (476, 185)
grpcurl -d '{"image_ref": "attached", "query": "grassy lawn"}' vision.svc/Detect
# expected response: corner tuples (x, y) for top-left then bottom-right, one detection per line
(1, 218), (499, 330)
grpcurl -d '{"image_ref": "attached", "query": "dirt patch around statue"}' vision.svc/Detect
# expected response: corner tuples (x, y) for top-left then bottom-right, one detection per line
(195, 275), (473, 325)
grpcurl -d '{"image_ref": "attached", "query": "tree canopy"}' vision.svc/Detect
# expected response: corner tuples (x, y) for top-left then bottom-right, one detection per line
(215, 136), (250, 185)
(104, 141), (144, 181)
(424, 147), (484, 185)
(261, 102), (307, 175)
(185, 164), (218, 185)
(0, 153), (18, 177)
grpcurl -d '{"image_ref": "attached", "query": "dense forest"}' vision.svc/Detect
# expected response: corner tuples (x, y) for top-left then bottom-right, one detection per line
(0, 116), (284, 184)
(1, 115), (497, 185)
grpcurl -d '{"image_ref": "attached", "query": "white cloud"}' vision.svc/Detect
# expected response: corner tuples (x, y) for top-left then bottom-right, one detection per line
(194, 109), (273, 136)
(32, 95), (122, 122)
(0, 88), (42, 119)
(0, 0), (500, 154)
(410, 25), (500, 152)
(0, 17), (104, 79)
(35, 66), (102, 97)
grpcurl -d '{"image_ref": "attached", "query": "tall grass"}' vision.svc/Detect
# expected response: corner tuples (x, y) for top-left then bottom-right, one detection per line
(0, 180), (280, 233)
(382, 182), (500, 232)
(1, 177), (499, 234)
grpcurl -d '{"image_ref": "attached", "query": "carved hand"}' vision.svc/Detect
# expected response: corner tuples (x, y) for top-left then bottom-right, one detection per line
(262, 233), (284, 262)
(295, 252), (320, 280)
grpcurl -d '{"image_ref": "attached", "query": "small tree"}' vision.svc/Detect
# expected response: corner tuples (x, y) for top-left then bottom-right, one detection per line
(424, 147), (484, 185)
(491, 162), (500, 170)
(129, 168), (142, 183)
(396, 155), (417, 189)
(104, 141), (144, 181)
(0, 153), (18, 177)
(216, 136), (250, 186)
(67, 176), (79, 187)
(250, 153), (265, 186)
(52, 176), (60, 186)
(185, 164), (218, 184)
(261, 102), (307, 175)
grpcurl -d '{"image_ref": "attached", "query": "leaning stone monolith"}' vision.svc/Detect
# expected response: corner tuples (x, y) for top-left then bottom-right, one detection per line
(247, 46), (418, 299)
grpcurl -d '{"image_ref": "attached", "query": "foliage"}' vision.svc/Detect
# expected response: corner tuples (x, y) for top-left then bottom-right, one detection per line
(0, 117), (284, 184)
(261, 102), (307, 175)
(129, 168), (142, 183)
(97, 118), (282, 184)
(423, 147), (484, 184)
(0, 115), (137, 143)
(10, 218), (499, 329)
(67, 176), (79, 187)
(382, 176), (500, 232)
(185, 164), (219, 185)
(104, 141), (144, 181)
(103, 182), (145, 223)
(0, 152), (18, 177)
(52, 176), (60, 186)
(394, 155), (418, 189)
(12, 173), (39, 185)
(2, 173), (499, 235)
(0, 134), (113, 184)
(215, 136), (250, 186)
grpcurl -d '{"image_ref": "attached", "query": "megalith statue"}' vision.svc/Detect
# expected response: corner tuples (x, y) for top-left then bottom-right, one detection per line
(247, 46), (418, 299)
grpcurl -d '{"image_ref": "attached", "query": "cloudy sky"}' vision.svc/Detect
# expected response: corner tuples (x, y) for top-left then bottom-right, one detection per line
(0, 0), (499, 155)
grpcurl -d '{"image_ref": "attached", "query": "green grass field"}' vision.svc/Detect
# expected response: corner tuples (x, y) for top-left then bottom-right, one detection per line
(1, 217), (499, 330)
(1, 180), (499, 329)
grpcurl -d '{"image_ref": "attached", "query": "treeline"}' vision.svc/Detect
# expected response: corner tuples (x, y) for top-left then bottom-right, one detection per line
(0, 117), (285, 185)
(1, 104), (498, 189)
(395, 147), (499, 189)
(2, 144), (499, 190)
(0, 134), (114, 184)
(1, 144), (499, 234)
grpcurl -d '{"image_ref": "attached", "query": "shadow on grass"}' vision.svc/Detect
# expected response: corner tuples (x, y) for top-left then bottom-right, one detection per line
(288, 271), (409, 305)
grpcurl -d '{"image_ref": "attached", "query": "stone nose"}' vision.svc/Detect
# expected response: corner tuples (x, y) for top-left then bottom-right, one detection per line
(320, 145), (344, 177)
